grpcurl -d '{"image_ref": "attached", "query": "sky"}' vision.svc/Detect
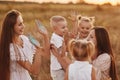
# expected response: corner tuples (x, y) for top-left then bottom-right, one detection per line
(3, 0), (120, 6)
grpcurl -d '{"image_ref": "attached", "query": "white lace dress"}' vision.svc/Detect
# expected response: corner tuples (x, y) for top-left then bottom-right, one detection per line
(10, 35), (35, 80)
(92, 53), (111, 80)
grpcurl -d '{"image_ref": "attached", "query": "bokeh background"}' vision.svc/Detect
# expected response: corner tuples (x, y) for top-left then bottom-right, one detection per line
(0, 0), (120, 80)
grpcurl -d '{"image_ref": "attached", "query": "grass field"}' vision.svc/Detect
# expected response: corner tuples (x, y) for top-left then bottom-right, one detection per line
(0, 1), (120, 80)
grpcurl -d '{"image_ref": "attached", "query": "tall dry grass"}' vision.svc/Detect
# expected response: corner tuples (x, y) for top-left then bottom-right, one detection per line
(0, 1), (120, 80)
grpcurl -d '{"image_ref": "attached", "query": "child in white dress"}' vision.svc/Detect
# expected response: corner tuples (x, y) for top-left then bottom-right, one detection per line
(65, 39), (96, 80)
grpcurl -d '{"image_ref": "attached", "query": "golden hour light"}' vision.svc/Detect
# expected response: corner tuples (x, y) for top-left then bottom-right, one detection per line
(84, 0), (120, 6)
(0, 0), (120, 80)
(3, 0), (120, 6)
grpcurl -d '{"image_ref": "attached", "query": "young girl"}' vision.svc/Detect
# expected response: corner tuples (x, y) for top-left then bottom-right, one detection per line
(64, 39), (96, 80)
(87, 27), (118, 80)
(0, 10), (49, 80)
(67, 14), (95, 40)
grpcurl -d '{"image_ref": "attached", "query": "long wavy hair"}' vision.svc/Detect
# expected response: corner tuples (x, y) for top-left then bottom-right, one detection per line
(94, 27), (118, 80)
(0, 10), (20, 80)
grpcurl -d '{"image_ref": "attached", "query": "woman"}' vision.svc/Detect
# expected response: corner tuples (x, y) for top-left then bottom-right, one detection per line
(87, 27), (118, 80)
(0, 10), (50, 80)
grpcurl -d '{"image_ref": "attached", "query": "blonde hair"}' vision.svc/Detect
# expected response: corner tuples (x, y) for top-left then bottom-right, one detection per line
(50, 16), (67, 27)
(77, 15), (95, 28)
(68, 39), (95, 62)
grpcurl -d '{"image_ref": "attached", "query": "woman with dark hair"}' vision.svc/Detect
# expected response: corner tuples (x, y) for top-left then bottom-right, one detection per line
(87, 27), (118, 80)
(0, 10), (49, 80)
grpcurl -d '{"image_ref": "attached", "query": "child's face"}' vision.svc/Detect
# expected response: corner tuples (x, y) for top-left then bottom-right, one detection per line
(54, 21), (68, 37)
(14, 15), (25, 36)
(78, 21), (92, 38)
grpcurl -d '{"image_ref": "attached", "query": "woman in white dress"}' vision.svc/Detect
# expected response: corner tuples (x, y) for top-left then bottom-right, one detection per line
(0, 10), (50, 80)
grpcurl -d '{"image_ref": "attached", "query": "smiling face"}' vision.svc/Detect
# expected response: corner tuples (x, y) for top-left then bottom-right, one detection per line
(14, 15), (25, 36)
(78, 21), (92, 38)
(54, 21), (68, 37)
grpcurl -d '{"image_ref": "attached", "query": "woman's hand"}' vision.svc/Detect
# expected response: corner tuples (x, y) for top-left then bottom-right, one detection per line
(35, 19), (48, 38)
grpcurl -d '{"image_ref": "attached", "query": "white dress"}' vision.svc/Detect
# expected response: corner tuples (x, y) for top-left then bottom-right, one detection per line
(10, 35), (35, 80)
(68, 61), (92, 80)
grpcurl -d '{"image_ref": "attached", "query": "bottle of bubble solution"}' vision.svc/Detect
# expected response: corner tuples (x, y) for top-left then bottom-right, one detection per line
(27, 34), (40, 48)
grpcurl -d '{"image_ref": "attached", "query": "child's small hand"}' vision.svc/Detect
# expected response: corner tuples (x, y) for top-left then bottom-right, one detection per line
(50, 44), (60, 57)
(61, 41), (66, 57)
(68, 11), (79, 21)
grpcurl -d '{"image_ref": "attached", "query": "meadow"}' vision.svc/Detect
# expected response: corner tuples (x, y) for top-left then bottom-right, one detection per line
(0, 1), (120, 80)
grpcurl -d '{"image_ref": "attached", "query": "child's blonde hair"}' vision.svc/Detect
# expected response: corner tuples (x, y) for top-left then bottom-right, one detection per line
(50, 16), (67, 27)
(68, 39), (95, 62)
(77, 15), (95, 28)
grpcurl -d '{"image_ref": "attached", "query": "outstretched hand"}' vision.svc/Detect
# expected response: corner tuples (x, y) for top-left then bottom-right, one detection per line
(68, 11), (79, 21)
(35, 19), (48, 38)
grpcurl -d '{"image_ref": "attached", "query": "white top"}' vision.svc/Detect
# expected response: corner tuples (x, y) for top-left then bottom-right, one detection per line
(92, 53), (111, 80)
(68, 61), (92, 80)
(50, 33), (64, 70)
(10, 35), (35, 80)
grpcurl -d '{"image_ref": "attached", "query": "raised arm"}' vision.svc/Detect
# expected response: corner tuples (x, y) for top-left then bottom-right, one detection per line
(36, 21), (50, 59)
(50, 44), (71, 71)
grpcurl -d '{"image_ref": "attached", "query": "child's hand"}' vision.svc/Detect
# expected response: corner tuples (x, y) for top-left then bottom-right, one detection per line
(50, 44), (59, 57)
(68, 11), (79, 21)
(61, 41), (66, 57)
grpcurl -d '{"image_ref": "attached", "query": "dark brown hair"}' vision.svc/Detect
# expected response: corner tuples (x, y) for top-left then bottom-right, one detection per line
(94, 27), (118, 80)
(0, 10), (20, 80)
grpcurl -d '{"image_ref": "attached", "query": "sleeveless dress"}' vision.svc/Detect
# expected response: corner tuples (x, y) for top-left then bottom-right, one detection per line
(10, 35), (35, 80)
(68, 61), (92, 80)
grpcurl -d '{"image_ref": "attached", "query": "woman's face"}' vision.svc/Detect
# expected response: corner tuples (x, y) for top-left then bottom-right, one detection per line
(78, 21), (92, 38)
(87, 29), (97, 46)
(14, 15), (25, 36)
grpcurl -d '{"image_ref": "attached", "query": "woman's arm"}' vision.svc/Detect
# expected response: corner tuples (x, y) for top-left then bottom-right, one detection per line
(91, 67), (96, 80)
(17, 48), (42, 76)
(64, 68), (69, 80)
(37, 24), (50, 59)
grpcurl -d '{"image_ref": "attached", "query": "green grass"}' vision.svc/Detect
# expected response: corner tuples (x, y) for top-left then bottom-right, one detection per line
(0, 1), (120, 80)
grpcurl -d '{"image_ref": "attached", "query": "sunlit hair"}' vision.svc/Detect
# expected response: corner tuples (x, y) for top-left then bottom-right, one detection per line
(50, 15), (67, 27)
(68, 39), (95, 62)
(0, 10), (21, 80)
(77, 15), (95, 28)
(93, 27), (118, 80)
